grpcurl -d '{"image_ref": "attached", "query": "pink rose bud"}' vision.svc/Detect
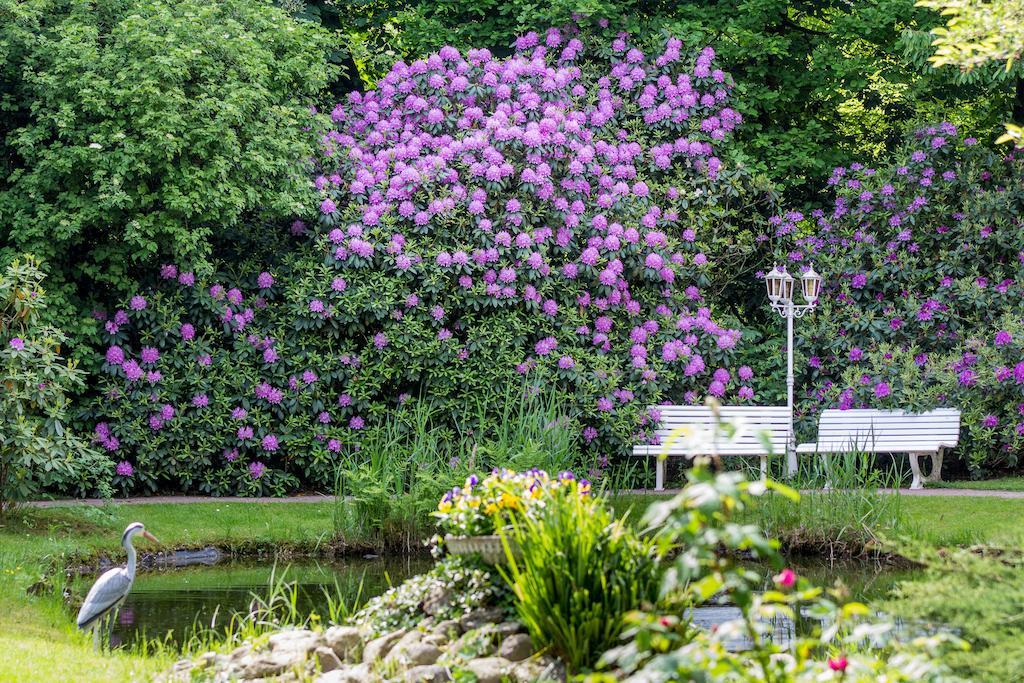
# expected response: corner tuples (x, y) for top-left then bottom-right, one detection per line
(774, 568), (797, 588)
(828, 656), (848, 672)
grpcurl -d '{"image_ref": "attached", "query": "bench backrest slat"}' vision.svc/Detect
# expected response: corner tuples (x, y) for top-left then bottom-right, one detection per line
(636, 405), (789, 456)
(810, 408), (960, 451)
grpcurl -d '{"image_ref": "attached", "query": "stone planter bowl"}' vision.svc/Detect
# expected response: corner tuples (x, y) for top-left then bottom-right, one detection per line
(444, 534), (520, 564)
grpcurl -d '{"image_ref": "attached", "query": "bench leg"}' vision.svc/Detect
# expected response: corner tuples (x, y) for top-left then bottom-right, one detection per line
(759, 455), (767, 480)
(924, 449), (944, 483)
(656, 457), (665, 491)
(908, 453), (925, 490)
(821, 454), (832, 490)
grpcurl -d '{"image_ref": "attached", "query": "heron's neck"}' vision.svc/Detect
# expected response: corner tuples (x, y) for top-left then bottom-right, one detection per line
(124, 535), (137, 576)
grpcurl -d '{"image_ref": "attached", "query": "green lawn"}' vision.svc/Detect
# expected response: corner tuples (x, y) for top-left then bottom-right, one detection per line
(4, 490), (1024, 682)
(929, 476), (1024, 492)
(610, 490), (1024, 548)
(0, 501), (338, 683)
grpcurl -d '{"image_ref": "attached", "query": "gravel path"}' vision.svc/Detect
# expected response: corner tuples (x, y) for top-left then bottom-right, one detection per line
(22, 487), (1024, 507)
(24, 494), (338, 508)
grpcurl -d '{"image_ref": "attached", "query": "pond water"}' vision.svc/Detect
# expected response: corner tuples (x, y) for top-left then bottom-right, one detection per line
(72, 555), (433, 650)
(71, 555), (917, 651)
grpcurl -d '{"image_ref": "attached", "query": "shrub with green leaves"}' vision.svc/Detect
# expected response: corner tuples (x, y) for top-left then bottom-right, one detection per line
(771, 126), (1024, 474)
(87, 25), (772, 495)
(593, 461), (965, 682)
(498, 474), (660, 673)
(0, 0), (334, 339)
(0, 256), (109, 509)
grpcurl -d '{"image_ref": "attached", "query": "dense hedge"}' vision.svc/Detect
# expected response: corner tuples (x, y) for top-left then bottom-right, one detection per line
(0, 0), (334, 342)
(775, 125), (1024, 473)
(88, 27), (777, 494)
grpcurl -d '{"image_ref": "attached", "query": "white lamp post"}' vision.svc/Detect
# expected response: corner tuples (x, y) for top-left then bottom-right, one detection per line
(765, 265), (823, 476)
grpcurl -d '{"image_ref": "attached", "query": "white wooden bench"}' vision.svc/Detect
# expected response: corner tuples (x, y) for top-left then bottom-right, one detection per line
(796, 408), (961, 489)
(633, 406), (790, 490)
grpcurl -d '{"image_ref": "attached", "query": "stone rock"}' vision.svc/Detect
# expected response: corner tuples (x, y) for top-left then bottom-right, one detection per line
(230, 644), (253, 661)
(316, 646), (343, 673)
(421, 585), (453, 616)
(315, 663), (373, 683)
(170, 659), (192, 674)
(432, 620), (462, 637)
(325, 625), (364, 662)
(384, 630), (425, 664)
(421, 633), (448, 648)
(459, 608), (505, 631)
(466, 657), (514, 683)
(363, 629), (407, 664)
(512, 655), (566, 683)
(403, 642), (442, 666)
(498, 633), (533, 662)
(238, 650), (306, 679)
(495, 621), (525, 637)
(269, 628), (323, 655)
(406, 664), (451, 683)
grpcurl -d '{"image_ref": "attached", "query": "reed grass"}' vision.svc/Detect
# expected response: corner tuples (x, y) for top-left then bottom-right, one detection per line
(742, 451), (909, 558)
(332, 384), (584, 550)
(498, 490), (659, 673)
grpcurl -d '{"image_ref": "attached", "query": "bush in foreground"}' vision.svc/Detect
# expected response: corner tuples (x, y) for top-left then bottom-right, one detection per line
(496, 470), (659, 672)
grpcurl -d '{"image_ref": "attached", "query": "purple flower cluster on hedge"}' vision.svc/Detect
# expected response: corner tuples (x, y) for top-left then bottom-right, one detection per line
(771, 123), (1024, 471)
(89, 25), (761, 494)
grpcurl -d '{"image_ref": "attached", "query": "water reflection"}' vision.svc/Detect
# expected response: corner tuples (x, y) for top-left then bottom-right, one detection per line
(72, 556), (433, 649)
(71, 556), (915, 651)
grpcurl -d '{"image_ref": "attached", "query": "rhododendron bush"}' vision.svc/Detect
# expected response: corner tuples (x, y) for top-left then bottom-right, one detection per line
(773, 125), (1024, 473)
(89, 26), (773, 494)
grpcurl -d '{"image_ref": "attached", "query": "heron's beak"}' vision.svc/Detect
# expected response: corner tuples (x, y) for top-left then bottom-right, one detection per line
(142, 530), (160, 544)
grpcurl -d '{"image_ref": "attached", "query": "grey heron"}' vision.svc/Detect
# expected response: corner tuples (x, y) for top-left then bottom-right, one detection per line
(76, 522), (159, 649)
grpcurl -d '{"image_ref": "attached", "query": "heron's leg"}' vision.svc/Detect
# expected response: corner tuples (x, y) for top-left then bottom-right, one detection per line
(108, 604), (121, 650)
(92, 621), (100, 652)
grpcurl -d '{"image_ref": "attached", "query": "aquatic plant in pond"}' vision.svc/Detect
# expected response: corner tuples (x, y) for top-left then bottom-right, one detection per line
(771, 126), (1024, 473)
(90, 25), (772, 494)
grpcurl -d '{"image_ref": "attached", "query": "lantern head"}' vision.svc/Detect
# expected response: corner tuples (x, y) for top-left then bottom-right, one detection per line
(801, 266), (822, 304)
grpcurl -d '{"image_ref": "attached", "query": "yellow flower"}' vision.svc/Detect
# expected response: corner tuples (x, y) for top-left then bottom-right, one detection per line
(484, 503), (498, 514)
(438, 500), (452, 513)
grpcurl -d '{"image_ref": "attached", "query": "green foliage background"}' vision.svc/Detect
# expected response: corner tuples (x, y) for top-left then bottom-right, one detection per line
(0, 0), (335, 341)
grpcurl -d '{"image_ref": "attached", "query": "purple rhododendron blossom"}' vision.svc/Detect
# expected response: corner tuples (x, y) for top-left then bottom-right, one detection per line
(105, 346), (125, 365)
